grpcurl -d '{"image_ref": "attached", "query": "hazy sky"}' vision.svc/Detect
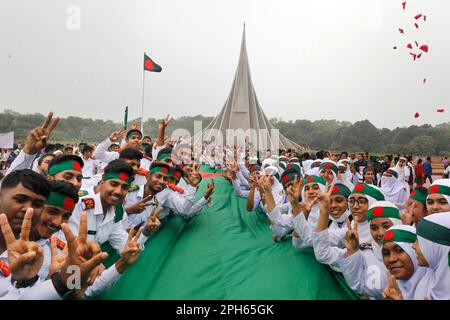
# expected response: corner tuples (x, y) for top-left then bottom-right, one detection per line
(1, 0), (449, 129)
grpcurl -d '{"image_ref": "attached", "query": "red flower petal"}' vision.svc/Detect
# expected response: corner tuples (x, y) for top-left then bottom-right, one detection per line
(399, 28), (404, 34)
(417, 53), (422, 59)
(415, 41), (419, 47)
(407, 43), (412, 49)
(402, 2), (406, 10)
(414, 23), (419, 29)
(414, 14), (422, 20)
(419, 44), (428, 53)
(414, 112), (420, 118)
(437, 108), (445, 113)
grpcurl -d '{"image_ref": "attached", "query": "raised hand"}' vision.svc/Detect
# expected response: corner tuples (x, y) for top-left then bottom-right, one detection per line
(49, 234), (68, 277)
(23, 112), (60, 154)
(109, 128), (125, 142)
(60, 212), (108, 290)
(125, 195), (153, 215)
(116, 226), (143, 273)
(204, 179), (215, 200)
(344, 217), (359, 256)
(144, 206), (163, 236)
(259, 175), (272, 193)
(159, 115), (172, 129)
(317, 182), (333, 212)
(0, 209), (44, 281)
(400, 202), (415, 226)
(383, 270), (404, 300)
(286, 176), (302, 205)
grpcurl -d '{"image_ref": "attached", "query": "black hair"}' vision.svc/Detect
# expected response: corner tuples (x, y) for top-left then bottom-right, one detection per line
(119, 148), (143, 161)
(302, 152), (310, 160)
(48, 180), (79, 203)
(157, 147), (173, 158)
(417, 158), (422, 164)
(82, 145), (94, 154)
(316, 151), (324, 160)
(143, 145), (153, 158)
(103, 159), (135, 178)
(37, 153), (55, 166)
(1, 169), (50, 198)
(64, 146), (73, 151)
(44, 144), (56, 153)
(426, 157), (431, 161)
(48, 155), (84, 174)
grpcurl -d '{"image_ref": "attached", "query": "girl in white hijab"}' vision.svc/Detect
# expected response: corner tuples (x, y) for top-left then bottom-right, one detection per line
(339, 201), (403, 299)
(381, 224), (431, 300)
(413, 211), (450, 300)
(380, 168), (409, 210)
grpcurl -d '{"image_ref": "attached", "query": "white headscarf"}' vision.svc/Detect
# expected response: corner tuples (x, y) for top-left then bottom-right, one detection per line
(380, 168), (409, 207)
(383, 225), (429, 300)
(368, 201), (403, 261)
(427, 179), (450, 205)
(301, 175), (326, 228)
(416, 212), (450, 300)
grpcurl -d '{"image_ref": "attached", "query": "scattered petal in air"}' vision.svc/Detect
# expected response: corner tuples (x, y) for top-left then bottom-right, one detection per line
(417, 53), (422, 59)
(402, 2), (406, 10)
(423, 78), (426, 84)
(419, 44), (429, 53)
(409, 52), (417, 61)
(415, 41), (419, 47)
(407, 43), (413, 49)
(415, 14), (422, 20)
(399, 28), (404, 34)
(424, 15), (427, 21)
(437, 109), (445, 113)
(414, 112), (420, 118)
(414, 23), (419, 29)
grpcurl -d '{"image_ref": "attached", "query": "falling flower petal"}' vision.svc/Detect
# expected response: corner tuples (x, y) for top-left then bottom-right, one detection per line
(423, 78), (426, 84)
(402, 2), (406, 10)
(410, 52), (417, 61)
(407, 43), (413, 49)
(417, 53), (422, 59)
(414, 112), (420, 118)
(414, 23), (419, 29)
(437, 109), (445, 113)
(420, 44), (429, 53)
(424, 15), (427, 21)
(399, 28), (404, 34)
(415, 14), (422, 20)
(415, 41), (419, 47)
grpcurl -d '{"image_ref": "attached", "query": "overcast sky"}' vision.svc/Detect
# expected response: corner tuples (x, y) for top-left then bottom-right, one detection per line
(1, 0), (449, 129)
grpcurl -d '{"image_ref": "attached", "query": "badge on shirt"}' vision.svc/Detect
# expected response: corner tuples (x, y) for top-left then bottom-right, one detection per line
(129, 184), (140, 192)
(82, 198), (95, 210)
(359, 242), (372, 250)
(56, 237), (66, 250)
(78, 190), (89, 197)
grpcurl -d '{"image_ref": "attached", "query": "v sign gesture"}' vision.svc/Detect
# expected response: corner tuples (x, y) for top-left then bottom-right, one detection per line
(116, 226), (143, 274)
(23, 112), (60, 154)
(383, 270), (404, 300)
(0, 208), (44, 281)
(344, 217), (359, 257)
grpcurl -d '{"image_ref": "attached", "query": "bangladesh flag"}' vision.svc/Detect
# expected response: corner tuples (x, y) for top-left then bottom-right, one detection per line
(144, 53), (162, 72)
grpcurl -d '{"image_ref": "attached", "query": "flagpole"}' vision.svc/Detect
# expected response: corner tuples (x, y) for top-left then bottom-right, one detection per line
(141, 56), (146, 133)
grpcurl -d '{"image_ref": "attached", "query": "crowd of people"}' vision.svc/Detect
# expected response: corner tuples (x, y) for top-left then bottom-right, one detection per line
(0, 111), (449, 300)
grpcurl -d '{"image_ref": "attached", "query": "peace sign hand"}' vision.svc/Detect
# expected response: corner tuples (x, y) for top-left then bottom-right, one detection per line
(401, 202), (415, 226)
(344, 217), (359, 256)
(144, 206), (163, 236)
(49, 234), (68, 277)
(125, 195), (153, 215)
(286, 176), (302, 206)
(0, 209), (44, 281)
(109, 128), (125, 142)
(116, 225), (143, 273)
(23, 112), (60, 154)
(159, 115), (172, 129)
(60, 212), (108, 289)
(383, 270), (404, 300)
(317, 182), (333, 212)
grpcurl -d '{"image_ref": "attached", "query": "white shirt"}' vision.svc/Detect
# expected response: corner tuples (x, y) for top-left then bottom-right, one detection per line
(81, 157), (100, 178)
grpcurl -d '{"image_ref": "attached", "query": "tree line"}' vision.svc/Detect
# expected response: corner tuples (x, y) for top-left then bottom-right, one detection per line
(0, 110), (448, 156)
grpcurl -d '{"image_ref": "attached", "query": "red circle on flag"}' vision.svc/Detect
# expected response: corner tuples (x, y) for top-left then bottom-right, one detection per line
(429, 185), (439, 194)
(325, 163), (332, 169)
(252, 166), (257, 171)
(355, 184), (365, 192)
(307, 176), (314, 183)
(282, 176), (289, 182)
(63, 198), (75, 211)
(287, 164), (291, 169)
(161, 166), (169, 173)
(372, 206), (384, 216)
(332, 186), (339, 194)
(411, 190), (416, 196)
(174, 171), (181, 178)
(144, 59), (154, 70)
(119, 173), (129, 181)
(72, 162), (81, 171)
(384, 230), (395, 241)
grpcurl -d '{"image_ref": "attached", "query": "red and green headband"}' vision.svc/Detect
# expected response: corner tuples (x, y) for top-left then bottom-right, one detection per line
(338, 165), (347, 173)
(352, 184), (385, 201)
(48, 160), (82, 176)
(320, 162), (338, 174)
(428, 184), (450, 197)
(311, 161), (322, 168)
(103, 172), (133, 185)
(417, 218), (450, 246)
(385, 169), (398, 178)
(409, 189), (428, 205)
(367, 205), (400, 221)
(126, 130), (143, 140)
(157, 152), (172, 161)
(331, 184), (351, 198)
(303, 175), (326, 186)
(382, 229), (417, 245)
(150, 165), (170, 175)
(45, 192), (76, 212)
(249, 165), (261, 173)
(281, 172), (302, 184)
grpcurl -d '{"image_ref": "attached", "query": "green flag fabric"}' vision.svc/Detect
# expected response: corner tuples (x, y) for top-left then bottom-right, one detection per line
(99, 165), (357, 300)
